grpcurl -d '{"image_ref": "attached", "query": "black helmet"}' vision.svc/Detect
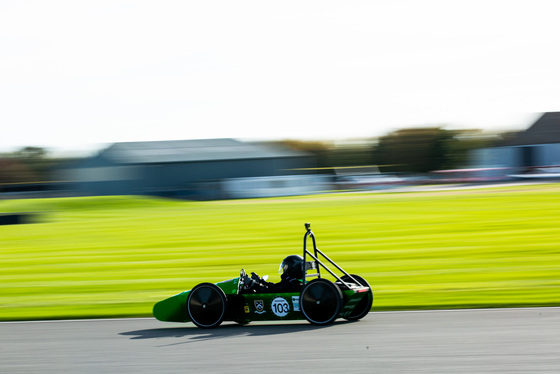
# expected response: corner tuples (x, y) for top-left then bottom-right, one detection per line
(278, 255), (304, 280)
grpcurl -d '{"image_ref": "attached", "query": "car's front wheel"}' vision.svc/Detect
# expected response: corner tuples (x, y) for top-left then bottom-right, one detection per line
(187, 283), (227, 328)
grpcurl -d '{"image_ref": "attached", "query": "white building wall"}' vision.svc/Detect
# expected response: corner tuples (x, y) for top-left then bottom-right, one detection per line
(222, 175), (331, 199)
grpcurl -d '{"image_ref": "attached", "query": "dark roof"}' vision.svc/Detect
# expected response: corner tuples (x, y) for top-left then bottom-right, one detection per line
(99, 138), (308, 164)
(499, 112), (560, 146)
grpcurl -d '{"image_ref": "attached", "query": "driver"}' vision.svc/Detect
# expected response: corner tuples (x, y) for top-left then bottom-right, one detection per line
(243, 255), (304, 293)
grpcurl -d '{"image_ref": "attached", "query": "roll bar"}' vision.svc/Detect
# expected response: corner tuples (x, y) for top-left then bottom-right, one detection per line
(301, 223), (361, 289)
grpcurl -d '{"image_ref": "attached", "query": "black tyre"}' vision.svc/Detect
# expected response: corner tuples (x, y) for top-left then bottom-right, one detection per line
(300, 278), (343, 325)
(340, 274), (373, 321)
(187, 283), (227, 328)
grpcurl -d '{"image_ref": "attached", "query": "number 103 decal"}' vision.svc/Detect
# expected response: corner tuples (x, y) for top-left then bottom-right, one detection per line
(271, 297), (290, 317)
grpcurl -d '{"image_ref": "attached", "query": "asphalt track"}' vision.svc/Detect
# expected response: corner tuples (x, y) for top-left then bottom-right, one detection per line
(1, 308), (559, 373)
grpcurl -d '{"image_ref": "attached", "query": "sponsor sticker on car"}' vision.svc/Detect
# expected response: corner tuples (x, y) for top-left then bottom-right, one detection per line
(254, 300), (266, 314)
(292, 296), (300, 312)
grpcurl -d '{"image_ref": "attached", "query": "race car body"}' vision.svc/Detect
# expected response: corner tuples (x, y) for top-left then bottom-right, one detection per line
(153, 224), (373, 328)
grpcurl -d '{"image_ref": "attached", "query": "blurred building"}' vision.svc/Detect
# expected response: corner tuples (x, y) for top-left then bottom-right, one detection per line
(471, 112), (560, 179)
(58, 138), (318, 199)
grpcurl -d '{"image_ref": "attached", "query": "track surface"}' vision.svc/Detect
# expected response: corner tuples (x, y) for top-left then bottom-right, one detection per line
(1, 308), (559, 373)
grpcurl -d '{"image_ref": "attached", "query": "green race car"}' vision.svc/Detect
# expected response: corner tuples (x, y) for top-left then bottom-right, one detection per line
(153, 223), (373, 328)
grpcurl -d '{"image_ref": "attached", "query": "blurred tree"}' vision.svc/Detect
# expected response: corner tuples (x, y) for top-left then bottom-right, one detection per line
(328, 141), (375, 167)
(272, 139), (375, 171)
(275, 140), (332, 168)
(0, 158), (37, 183)
(0, 146), (51, 183)
(14, 146), (48, 159)
(372, 128), (502, 173)
(372, 128), (458, 173)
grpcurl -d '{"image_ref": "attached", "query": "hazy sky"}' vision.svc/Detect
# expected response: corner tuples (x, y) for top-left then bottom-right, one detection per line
(2, 0), (559, 154)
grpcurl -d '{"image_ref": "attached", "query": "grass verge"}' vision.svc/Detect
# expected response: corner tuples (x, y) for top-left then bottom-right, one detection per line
(1, 184), (559, 320)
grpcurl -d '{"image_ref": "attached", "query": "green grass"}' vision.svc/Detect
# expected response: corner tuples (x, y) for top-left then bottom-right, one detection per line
(1, 184), (560, 320)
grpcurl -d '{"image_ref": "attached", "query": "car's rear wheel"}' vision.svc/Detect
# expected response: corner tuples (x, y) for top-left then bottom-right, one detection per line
(340, 274), (373, 321)
(300, 278), (343, 325)
(187, 283), (227, 328)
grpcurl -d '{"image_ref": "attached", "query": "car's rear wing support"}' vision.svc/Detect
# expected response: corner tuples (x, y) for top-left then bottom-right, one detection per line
(302, 223), (362, 290)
